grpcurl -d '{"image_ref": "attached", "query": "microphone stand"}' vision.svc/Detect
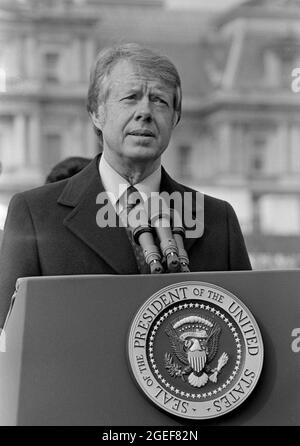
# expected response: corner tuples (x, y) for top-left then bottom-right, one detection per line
(133, 226), (164, 274)
(128, 198), (190, 274)
(172, 227), (190, 273)
(170, 208), (190, 273)
(127, 203), (164, 274)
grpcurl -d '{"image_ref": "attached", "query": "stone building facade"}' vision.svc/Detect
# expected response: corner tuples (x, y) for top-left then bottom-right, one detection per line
(0, 0), (98, 207)
(0, 0), (300, 242)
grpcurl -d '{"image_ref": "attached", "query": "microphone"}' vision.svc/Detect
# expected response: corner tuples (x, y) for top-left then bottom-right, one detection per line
(147, 195), (181, 273)
(171, 209), (190, 273)
(127, 202), (164, 274)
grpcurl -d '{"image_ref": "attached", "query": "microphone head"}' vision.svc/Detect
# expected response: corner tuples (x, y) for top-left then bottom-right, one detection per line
(172, 226), (185, 238)
(150, 260), (164, 274)
(166, 252), (181, 273)
(132, 225), (152, 244)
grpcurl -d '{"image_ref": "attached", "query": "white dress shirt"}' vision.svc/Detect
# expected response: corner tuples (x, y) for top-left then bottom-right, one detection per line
(99, 154), (161, 214)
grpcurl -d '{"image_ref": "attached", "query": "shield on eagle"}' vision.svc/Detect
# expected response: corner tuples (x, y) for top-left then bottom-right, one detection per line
(165, 315), (228, 387)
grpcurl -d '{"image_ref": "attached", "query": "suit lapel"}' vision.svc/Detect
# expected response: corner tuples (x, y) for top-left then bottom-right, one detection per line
(58, 155), (139, 274)
(58, 156), (204, 273)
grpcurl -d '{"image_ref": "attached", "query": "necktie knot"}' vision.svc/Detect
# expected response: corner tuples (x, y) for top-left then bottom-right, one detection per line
(125, 185), (142, 212)
(118, 186), (143, 225)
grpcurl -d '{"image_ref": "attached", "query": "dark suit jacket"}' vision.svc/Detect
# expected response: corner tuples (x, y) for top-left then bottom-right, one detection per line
(0, 155), (251, 327)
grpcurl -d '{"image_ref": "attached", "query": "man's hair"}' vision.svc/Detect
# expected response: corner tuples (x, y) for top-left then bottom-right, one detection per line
(45, 157), (92, 184)
(87, 43), (182, 139)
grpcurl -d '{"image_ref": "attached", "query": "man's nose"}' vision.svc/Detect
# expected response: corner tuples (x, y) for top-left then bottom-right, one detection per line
(134, 98), (153, 122)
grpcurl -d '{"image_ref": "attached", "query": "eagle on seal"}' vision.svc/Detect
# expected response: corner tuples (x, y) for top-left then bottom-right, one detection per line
(165, 315), (228, 387)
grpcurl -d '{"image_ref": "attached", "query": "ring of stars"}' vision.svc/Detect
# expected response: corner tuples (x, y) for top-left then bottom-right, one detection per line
(147, 301), (243, 400)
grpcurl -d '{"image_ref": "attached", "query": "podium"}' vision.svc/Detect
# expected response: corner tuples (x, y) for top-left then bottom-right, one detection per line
(0, 270), (299, 426)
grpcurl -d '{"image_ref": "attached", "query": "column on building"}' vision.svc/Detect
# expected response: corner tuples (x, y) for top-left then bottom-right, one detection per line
(263, 50), (281, 87)
(71, 37), (82, 82)
(4, 36), (19, 80)
(28, 113), (41, 169)
(71, 114), (84, 156)
(17, 36), (26, 80)
(229, 122), (243, 176)
(217, 121), (232, 175)
(0, 116), (11, 170)
(84, 38), (95, 82)
(221, 20), (246, 90)
(13, 113), (26, 169)
(25, 35), (37, 80)
(251, 193), (261, 234)
(275, 122), (289, 175)
(290, 123), (300, 174)
(86, 120), (97, 157)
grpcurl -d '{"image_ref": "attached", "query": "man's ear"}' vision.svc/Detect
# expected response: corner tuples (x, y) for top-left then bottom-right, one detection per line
(90, 106), (105, 131)
(172, 111), (180, 128)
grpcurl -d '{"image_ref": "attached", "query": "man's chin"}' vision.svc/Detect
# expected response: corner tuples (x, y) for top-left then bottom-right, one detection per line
(125, 146), (161, 161)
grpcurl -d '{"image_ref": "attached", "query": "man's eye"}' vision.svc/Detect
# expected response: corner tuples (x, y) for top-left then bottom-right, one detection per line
(122, 95), (136, 101)
(152, 96), (167, 105)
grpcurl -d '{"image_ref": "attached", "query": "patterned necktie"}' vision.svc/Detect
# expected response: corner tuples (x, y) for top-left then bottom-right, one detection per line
(118, 186), (149, 274)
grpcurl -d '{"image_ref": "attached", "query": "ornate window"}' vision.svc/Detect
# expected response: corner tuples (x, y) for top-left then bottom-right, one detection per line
(264, 35), (300, 89)
(43, 133), (62, 173)
(178, 144), (192, 178)
(43, 52), (60, 83)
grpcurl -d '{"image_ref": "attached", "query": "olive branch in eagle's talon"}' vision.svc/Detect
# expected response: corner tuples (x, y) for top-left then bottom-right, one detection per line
(164, 353), (191, 381)
(209, 352), (229, 383)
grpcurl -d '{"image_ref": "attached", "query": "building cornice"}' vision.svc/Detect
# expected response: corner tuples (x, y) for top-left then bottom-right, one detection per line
(182, 90), (300, 114)
(215, 0), (300, 29)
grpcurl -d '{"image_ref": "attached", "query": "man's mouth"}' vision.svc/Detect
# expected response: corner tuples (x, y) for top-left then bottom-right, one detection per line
(128, 130), (155, 137)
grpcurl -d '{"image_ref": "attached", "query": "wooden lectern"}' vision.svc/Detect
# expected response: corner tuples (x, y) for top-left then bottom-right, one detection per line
(0, 270), (299, 426)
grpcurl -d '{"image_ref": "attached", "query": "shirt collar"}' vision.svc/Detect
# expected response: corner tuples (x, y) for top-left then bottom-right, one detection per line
(99, 154), (161, 210)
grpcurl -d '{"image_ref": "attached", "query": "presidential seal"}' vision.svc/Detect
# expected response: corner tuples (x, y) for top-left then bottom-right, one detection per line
(127, 282), (264, 420)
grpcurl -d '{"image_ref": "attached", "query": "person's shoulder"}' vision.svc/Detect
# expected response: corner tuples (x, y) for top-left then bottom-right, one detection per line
(10, 179), (69, 208)
(175, 179), (229, 211)
(175, 180), (236, 228)
(204, 193), (230, 211)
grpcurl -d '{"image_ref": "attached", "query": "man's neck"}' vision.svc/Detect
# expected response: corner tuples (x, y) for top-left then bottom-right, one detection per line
(102, 153), (161, 185)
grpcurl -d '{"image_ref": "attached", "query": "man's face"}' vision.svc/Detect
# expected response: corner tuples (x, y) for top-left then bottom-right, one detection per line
(94, 59), (176, 169)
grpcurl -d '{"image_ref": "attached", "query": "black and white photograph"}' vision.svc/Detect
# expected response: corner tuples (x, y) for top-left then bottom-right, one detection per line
(0, 0), (299, 429)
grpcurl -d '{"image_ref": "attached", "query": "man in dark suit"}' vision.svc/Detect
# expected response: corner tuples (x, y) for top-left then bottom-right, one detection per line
(0, 43), (251, 328)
